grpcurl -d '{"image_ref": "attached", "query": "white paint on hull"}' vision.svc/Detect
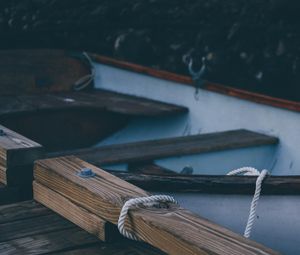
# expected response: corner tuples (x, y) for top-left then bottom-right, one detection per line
(103, 145), (276, 174)
(160, 193), (300, 255)
(94, 63), (300, 175)
(155, 145), (276, 174)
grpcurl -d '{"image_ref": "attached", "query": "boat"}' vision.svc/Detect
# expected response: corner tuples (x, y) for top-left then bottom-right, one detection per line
(1, 49), (300, 254)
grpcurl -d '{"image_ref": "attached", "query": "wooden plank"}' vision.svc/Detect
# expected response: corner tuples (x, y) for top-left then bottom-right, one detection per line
(0, 227), (98, 255)
(0, 90), (187, 118)
(0, 125), (44, 197)
(50, 129), (278, 166)
(109, 171), (300, 195)
(128, 162), (178, 175)
(0, 49), (89, 96)
(0, 200), (165, 255)
(91, 54), (300, 113)
(0, 165), (6, 185)
(33, 181), (119, 242)
(0, 125), (44, 168)
(0, 213), (74, 242)
(0, 200), (50, 224)
(56, 242), (165, 255)
(34, 156), (279, 255)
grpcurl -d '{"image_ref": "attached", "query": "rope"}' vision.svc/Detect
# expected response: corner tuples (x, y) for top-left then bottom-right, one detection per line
(118, 195), (177, 241)
(118, 167), (267, 241)
(72, 52), (95, 91)
(227, 167), (268, 238)
(227, 166), (260, 176)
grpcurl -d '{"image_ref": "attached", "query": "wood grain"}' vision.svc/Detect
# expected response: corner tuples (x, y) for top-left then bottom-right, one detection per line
(91, 54), (300, 113)
(0, 200), (50, 224)
(110, 171), (300, 195)
(56, 242), (165, 255)
(49, 129), (278, 166)
(0, 124), (43, 168)
(0, 200), (166, 255)
(0, 213), (73, 242)
(0, 165), (6, 185)
(0, 228), (98, 255)
(33, 181), (119, 241)
(0, 89), (187, 118)
(34, 156), (279, 255)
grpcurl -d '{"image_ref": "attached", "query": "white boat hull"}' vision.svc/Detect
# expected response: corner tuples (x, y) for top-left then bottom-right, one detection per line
(164, 192), (300, 255)
(93, 61), (300, 176)
(91, 57), (300, 254)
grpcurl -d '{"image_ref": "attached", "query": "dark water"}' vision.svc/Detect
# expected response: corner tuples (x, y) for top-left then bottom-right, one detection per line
(1, 0), (300, 101)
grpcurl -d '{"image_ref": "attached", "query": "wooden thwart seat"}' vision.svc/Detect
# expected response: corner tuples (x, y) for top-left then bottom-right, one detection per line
(33, 156), (279, 255)
(0, 89), (187, 118)
(51, 129), (279, 167)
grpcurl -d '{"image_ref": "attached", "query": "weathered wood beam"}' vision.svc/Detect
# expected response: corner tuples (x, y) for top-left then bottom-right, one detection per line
(109, 170), (300, 195)
(0, 165), (5, 185)
(33, 181), (119, 242)
(0, 124), (44, 169)
(34, 156), (279, 255)
(0, 125), (44, 204)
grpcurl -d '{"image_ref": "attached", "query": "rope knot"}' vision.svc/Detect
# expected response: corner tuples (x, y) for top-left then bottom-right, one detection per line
(118, 195), (177, 241)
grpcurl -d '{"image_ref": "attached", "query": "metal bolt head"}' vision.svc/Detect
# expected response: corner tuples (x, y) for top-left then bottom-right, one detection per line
(77, 168), (95, 178)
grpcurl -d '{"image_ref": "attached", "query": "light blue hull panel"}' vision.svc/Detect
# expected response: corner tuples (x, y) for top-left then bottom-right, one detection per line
(164, 193), (300, 255)
(155, 145), (277, 174)
(93, 62), (300, 175)
(103, 145), (276, 174)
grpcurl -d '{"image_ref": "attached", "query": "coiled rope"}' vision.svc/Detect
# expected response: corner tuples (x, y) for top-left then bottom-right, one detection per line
(227, 167), (268, 238)
(118, 195), (177, 241)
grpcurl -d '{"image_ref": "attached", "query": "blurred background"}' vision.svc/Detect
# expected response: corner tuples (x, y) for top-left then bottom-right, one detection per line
(0, 0), (299, 100)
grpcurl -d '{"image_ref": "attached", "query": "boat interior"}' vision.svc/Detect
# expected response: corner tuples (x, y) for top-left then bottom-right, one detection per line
(1, 49), (300, 254)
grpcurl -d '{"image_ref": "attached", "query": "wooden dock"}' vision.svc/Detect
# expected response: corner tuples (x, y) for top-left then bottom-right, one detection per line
(0, 200), (164, 255)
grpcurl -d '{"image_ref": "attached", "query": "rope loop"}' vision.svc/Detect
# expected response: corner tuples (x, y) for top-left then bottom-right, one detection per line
(72, 52), (95, 91)
(227, 167), (268, 238)
(227, 166), (260, 176)
(118, 195), (177, 241)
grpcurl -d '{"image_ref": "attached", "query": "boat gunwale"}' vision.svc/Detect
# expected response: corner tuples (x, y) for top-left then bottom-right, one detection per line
(107, 171), (300, 195)
(90, 53), (300, 113)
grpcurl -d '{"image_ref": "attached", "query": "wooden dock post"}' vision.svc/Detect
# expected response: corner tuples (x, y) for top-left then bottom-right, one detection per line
(0, 124), (44, 203)
(33, 156), (280, 255)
